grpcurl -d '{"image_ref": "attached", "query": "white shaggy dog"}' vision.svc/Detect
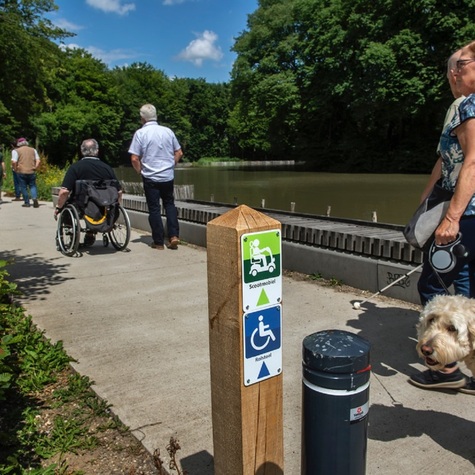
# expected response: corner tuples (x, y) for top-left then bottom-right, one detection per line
(417, 294), (475, 375)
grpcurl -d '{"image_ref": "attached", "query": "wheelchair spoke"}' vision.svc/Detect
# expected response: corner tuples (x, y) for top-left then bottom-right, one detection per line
(57, 205), (80, 256)
(109, 204), (131, 251)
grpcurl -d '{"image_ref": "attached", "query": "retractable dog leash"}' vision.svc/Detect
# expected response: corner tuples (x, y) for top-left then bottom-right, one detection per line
(352, 263), (424, 309)
(352, 235), (468, 310)
(428, 233), (468, 295)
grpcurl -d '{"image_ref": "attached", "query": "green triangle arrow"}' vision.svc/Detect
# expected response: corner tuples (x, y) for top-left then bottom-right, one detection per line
(257, 289), (270, 306)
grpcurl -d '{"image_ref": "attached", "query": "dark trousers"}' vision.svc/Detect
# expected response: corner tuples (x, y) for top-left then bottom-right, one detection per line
(13, 170), (21, 198)
(17, 173), (37, 204)
(143, 178), (179, 245)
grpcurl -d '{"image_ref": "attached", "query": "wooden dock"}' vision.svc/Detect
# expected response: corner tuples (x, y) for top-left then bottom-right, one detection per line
(121, 195), (422, 266)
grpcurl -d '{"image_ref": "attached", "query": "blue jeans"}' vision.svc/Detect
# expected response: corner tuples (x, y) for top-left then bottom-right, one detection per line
(143, 177), (179, 245)
(13, 171), (21, 198)
(418, 215), (475, 304)
(17, 173), (37, 204)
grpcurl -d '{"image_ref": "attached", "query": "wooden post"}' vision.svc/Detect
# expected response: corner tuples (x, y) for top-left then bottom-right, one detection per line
(207, 204), (284, 475)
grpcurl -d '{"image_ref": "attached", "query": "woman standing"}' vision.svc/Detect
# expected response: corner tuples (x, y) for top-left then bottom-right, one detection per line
(410, 41), (475, 394)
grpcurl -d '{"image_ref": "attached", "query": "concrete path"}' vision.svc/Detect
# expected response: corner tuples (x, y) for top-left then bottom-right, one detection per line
(1, 197), (475, 474)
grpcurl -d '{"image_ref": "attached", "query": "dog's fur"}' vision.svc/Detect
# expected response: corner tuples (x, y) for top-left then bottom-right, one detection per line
(416, 294), (475, 375)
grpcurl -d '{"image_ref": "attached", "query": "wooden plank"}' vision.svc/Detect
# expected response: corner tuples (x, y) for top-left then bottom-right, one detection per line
(207, 204), (284, 475)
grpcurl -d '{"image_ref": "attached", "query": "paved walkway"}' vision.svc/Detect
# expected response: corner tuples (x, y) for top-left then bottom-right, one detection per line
(1, 198), (475, 474)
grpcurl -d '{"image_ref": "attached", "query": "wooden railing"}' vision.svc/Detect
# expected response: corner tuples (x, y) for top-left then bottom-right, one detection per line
(119, 182), (195, 200)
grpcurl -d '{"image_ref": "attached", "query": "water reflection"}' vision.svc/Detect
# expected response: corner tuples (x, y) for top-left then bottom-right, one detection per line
(114, 165), (429, 226)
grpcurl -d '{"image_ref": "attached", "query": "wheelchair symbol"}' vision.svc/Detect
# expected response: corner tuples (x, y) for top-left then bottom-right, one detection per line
(251, 315), (276, 351)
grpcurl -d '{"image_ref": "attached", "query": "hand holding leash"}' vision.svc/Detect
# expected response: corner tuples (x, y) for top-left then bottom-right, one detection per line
(435, 214), (459, 245)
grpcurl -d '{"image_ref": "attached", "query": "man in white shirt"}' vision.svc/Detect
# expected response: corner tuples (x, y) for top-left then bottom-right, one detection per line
(129, 104), (183, 250)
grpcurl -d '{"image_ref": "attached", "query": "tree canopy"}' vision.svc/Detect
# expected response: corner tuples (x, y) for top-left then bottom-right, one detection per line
(3, 0), (475, 172)
(0, 0), (71, 144)
(230, 0), (475, 171)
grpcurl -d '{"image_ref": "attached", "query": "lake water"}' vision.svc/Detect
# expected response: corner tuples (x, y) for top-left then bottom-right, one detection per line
(114, 166), (430, 226)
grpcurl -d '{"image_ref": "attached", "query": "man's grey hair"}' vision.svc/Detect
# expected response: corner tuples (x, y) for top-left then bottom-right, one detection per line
(81, 138), (99, 157)
(140, 103), (157, 121)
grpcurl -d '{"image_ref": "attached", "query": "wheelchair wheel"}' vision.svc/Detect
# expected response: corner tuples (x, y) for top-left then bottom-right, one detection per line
(57, 204), (80, 256)
(109, 204), (131, 251)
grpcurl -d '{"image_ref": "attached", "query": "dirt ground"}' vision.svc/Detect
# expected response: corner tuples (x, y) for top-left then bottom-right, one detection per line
(33, 369), (166, 474)
(47, 430), (162, 475)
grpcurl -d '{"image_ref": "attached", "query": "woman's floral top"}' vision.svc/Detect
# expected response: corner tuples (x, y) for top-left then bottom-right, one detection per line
(439, 93), (475, 215)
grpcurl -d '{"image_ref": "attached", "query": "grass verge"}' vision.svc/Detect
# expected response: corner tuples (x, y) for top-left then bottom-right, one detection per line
(0, 260), (186, 474)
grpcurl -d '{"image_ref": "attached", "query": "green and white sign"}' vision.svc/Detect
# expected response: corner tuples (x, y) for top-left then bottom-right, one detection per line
(241, 229), (282, 313)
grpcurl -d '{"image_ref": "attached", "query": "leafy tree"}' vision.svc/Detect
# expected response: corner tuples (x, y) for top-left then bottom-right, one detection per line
(292, 0), (457, 170)
(230, 0), (475, 171)
(167, 77), (193, 158)
(230, 0), (300, 159)
(0, 2), (234, 166)
(0, 0), (72, 144)
(111, 63), (187, 164)
(178, 78), (230, 161)
(34, 49), (123, 166)
(111, 69), (230, 163)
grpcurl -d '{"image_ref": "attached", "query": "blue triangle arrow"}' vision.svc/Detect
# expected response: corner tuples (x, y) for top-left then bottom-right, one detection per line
(258, 362), (270, 379)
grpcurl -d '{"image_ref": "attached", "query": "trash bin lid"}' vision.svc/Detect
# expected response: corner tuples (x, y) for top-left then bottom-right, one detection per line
(302, 330), (370, 374)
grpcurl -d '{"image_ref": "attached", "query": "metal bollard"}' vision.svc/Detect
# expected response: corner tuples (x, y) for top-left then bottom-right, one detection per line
(301, 330), (371, 475)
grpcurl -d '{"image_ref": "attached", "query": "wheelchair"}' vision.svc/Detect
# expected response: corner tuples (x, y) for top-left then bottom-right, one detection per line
(56, 179), (131, 257)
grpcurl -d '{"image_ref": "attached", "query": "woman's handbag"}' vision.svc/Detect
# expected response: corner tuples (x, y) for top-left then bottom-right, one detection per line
(403, 180), (454, 252)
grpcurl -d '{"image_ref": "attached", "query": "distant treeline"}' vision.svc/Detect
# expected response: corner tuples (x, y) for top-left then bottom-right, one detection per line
(2, 0), (475, 173)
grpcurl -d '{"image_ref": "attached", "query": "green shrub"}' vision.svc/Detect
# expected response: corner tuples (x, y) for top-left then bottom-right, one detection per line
(1, 151), (15, 196)
(195, 156), (241, 165)
(35, 155), (67, 201)
(0, 262), (147, 474)
(0, 260), (18, 401)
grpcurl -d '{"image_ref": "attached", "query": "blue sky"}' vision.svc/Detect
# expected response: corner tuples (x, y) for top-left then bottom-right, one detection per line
(48, 0), (258, 83)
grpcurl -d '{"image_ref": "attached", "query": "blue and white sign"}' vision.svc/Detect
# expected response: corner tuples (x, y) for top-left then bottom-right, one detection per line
(243, 305), (282, 386)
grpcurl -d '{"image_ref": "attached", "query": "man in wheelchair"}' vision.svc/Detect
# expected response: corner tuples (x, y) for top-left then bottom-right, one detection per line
(54, 138), (123, 247)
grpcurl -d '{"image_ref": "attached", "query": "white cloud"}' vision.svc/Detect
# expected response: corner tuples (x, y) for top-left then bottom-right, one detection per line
(163, 0), (187, 4)
(54, 18), (85, 32)
(86, 0), (136, 15)
(86, 46), (137, 64)
(177, 30), (223, 67)
(61, 43), (137, 65)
